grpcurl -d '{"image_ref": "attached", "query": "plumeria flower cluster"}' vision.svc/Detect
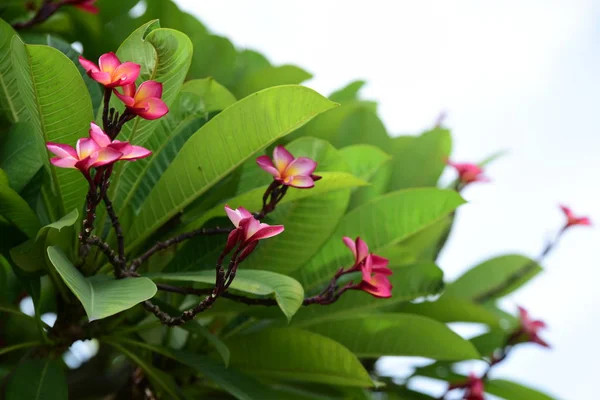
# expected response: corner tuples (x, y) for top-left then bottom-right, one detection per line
(342, 236), (393, 298)
(224, 206), (284, 261)
(448, 373), (485, 400)
(257, 145), (321, 189)
(447, 159), (489, 189)
(510, 306), (550, 348)
(560, 204), (591, 229)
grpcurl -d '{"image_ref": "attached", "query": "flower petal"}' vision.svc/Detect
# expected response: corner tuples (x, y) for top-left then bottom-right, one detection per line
(273, 145), (294, 173)
(113, 88), (136, 107)
(76, 138), (100, 159)
(370, 254), (390, 272)
(247, 224), (284, 242)
(98, 52), (120, 75)
(89, 122), (111, 147)
(136, 97), (168, 120)
(342, 236), (357, 260)
(46, 142), (77, 159)
(225, 205), (252, 228)
(74, 0), (99, 14)
(50, 156), (78, 169)
(356, 237), (369, 263)
(135, 80), (163, 102)
(286, 175), (315, 188)
(120, 145), (152, 160)
(110, 62), (141, 87)
(284, 157), (317, 177)
(90, 147), (123, 168)
(78, 56), (99, 73)
(256, 155), (280, 178)
(89, 71), (112, 86)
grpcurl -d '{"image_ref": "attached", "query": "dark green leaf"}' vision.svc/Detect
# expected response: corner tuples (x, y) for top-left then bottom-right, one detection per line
(397, 296), (503, 327)
(0, 18), (25, 124)
(0, 171), (40, 238)
(0, 122), (44, 192)
(6, 359), (67, 400)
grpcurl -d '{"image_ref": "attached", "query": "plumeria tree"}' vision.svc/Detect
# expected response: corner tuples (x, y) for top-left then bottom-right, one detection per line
(0, 1), (590, 399)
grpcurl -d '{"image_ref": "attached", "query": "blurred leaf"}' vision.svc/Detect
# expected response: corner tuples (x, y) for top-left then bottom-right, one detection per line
(229, 49), (271, 88)
(235, 65), (312, 98)
(445, 254), (541, 302)
(470, 330), (510, 356)
(295, 188), (465, 292)
(336, 106), (391, 149)
(329, 80), (366, 103)
(6, 359), (67, 400)
(0, 18), (25, 124)
(188, 34), (237, 84)
(397, 296), (503, 327)
(305, 313), (479, 360)
(150, 269), (304, 321)
(0, 122), (44, 192)
(485, 379), (555, 400)
(127, 85), (337, 251)
(479, 150), (509, 167)
(411, 361), (465, 383)
(0, 171), (40, 238)
(388, 128), (452, 191)
(11, 36), (90, 215)
(180, 78), (237, 113)
(47, 246), (157, 321)
(225, 328), (374, 387)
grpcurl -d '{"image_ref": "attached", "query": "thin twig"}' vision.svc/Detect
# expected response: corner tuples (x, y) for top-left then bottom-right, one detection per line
(86, 235), (120, 268)
(102, 192), (124, 266)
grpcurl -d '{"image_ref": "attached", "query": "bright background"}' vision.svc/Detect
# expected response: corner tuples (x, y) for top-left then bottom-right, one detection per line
(175, 1), (599, 397)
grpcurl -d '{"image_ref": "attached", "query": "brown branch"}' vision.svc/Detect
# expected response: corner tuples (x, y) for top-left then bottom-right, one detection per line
(85, 235), (120, 268)
(102, 192), (124, 266)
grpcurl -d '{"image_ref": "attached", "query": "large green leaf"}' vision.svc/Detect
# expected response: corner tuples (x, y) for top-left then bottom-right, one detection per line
(485, 379), (555, 400)
(150, 269), (304, 321)
(0, 172), (40, 239)
(388, 128), (452, 191)
(336, 107), (391, 149)
(180, 78), (237, 113)
(187, 34), (237, 84)
(127, 85), (337, 250)
(0, 122), (44, 192)
(295, 188), (465, 291)
(235, 65), (312, 98)
(5, 359), (67, 400)
(225, 328), (373, 387)
(47, 246), (157, 321)
(445, 254), (541, 302)
(305, 314), (480, 360)
(10, 209), (78, 272)
(0, 18), (25, 124)
(11, 37), (90, 215)
(329, 80), (366, 103)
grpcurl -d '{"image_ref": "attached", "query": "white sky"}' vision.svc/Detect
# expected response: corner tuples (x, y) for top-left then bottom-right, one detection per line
(177, 1), (599, 397)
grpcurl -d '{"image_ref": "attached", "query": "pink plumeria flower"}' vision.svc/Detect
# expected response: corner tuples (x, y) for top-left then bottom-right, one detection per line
(256, 145), (321, 189)
(62, 0), (98, 13)
(224, 205), (284, 258)
(79, 52), (140, 88)
(448, 373), (485, 400)
(343, 236), (392, 298)
(46, 139), (122, 174)
(114, 81), (168, 120)
(88, 122), (152, 161)
(560, 204), (591, 229)
(447, 159), (489, 186)
(517, 306), (550, 348)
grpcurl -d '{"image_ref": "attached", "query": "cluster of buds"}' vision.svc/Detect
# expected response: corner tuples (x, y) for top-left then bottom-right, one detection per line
(448, 373), (485, 400)
(446, 159), (489, 189)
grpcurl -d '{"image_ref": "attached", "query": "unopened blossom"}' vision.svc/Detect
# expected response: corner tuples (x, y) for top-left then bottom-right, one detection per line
(560, 204), (591, 228)
(343, 236), (392, 298)
(447, 160), (489, 186)
(256, 145), (321, 188)
(63, 0), (98, 13)
(89, 122), (151, 161)
(114, 81), (168, 120)
(224, 205), (284, 257)
(463, 373), (485, 400)
(79, 52), (140, 88)
(515, 306), (550, 348)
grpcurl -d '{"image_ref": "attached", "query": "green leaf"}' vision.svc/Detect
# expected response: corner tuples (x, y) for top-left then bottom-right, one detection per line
(150, 269), (304, 321)
(445, 254), (541, 302)
(0, 18), (25, 123)
(113, 20), (193, 145)
(397, 295), (503, 327)
(225, 328), (373, 387)
(0, 174), (40, 238)
(47, 246), (157, 321)
(295, 188), (465, 291)
(235, 65), (312, 98)
(6, 359), (67, 400)
(10, 209), (78, 272)
(187, 34), (237, 84)
(11, 36), (90, 215)
(305, 313), (480, 360)
(180, 78), (237, 113)
(127, 85), (337, 250)
(329, 80), (367, 103)
(336, 107), (391, 149)
(485, 379), (555, 400)
(0, 122), (44, 192)
(388, 128), (452, 191)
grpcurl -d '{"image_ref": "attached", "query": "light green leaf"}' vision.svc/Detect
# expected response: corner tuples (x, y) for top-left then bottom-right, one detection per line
(235, 65), (312, 98)
(127, 85), (337, 250)
(329, 80), (367, 103)
(0, 122), (44, 192)
(485, 379), (555, 400)
(187, 34), (237, 84)
(150, 269), (304, 321)
(445, 254), (541, 302)
(225, 328), (373, 387)
(388, 128), (452, 191)
(295, 188), (465, 291)
(6, 359), (67, 400)
(47, 246), (157, 321)
(0, 174), (40, 238)
(336, 106), (391, 149)
(180, 78), (237, 113)
(305, 313), (480, 360)
(0, 18), (25, 123)
(10, 209), (78, 272)
(11, 37), (90, 215)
